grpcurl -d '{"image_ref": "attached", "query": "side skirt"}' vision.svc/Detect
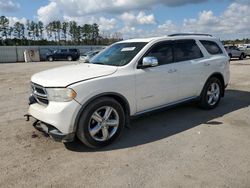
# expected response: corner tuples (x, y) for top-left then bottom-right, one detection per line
(131, 96), (199, 119)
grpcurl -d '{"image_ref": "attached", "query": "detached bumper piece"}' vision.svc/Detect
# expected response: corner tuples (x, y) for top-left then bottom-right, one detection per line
(32, 119), (75, 143)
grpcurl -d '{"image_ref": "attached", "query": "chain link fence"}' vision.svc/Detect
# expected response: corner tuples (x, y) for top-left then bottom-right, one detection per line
(0, 45), (106, 63)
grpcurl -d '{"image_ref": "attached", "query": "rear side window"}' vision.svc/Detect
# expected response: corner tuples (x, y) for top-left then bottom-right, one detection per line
(61, 49), (67, 53)
(69, 49), (78, 53)
(200, 40), (223, 55)
(174, 40), (203, 62)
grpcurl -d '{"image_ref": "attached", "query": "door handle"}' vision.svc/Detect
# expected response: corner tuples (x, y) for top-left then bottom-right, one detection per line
(204, 62), (210, 66)
(168, 69), (177, 73)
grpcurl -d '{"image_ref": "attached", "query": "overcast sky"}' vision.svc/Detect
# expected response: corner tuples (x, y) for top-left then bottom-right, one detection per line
(0, 0), (250, 39)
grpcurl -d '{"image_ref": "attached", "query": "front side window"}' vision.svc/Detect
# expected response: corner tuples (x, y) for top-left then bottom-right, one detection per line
(146, 42), (173, 66)
(91, 42), (147, 66)
(200, 40), (223, 55)
(174, 40), (203, 62)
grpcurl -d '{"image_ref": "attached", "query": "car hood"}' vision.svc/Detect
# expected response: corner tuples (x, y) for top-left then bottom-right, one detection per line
(31, 63), (118, 87)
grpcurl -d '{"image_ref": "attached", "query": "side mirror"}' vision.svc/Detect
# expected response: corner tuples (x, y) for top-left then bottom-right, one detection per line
(142, 57), (158, 68)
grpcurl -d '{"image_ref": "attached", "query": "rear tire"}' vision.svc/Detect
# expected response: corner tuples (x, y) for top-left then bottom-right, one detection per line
(239, 53), (244, 60)
(77, 97), (125, 148)
(67, 56), (73, 61)
(199, 77), (222, 110)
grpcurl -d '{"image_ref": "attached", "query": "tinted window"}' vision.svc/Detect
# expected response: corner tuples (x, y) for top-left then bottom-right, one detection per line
(61, 49), (67, 53)
(229, 46), (237, 50)
(200, 40), (223, 55)
(69, 49), (78, 52)
(146, 42), (173, 65)
(174, 40), (203, 62)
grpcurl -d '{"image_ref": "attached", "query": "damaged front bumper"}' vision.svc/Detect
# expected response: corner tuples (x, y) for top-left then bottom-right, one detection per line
(26, 94), (81, 143)
(25, 114), (75, 142)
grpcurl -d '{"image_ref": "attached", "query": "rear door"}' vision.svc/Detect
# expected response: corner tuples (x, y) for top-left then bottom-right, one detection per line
(231, 46), (241, 57)
(60, 49), (68, 59)
(54, 49), (67, 60)
(172, 39), (206, 99)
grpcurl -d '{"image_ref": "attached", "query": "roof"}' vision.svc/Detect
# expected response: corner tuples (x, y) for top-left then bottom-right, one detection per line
(117, 37), (166, 43)
(119, 34), (217, 43)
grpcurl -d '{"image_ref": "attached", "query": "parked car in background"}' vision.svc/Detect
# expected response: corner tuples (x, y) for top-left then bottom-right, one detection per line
(28, 34), (230, 148)
(46, 49), (80, 61)
(243, 44), (250, 57)
(79, 50), (100, 63)
(224, 45), (245, 60)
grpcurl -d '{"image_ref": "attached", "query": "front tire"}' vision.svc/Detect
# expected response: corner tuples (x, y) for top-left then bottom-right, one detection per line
(77, 97), (125, 148)
(48, 56), (53, 62)
(199, 77), (222, 110)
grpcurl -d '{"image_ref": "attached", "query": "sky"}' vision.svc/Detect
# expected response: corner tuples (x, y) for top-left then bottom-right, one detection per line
(0, 0), (250, 40)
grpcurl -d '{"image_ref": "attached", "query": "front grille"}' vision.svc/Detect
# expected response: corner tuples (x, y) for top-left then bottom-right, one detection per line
(31, 83), (49, 106)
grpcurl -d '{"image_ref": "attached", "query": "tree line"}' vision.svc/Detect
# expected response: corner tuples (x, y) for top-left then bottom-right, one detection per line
(223, 38), (250, 45)
(0, 15), (123, 46)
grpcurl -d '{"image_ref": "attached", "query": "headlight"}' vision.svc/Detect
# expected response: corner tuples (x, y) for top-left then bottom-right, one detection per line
(46, 88), (77, 102)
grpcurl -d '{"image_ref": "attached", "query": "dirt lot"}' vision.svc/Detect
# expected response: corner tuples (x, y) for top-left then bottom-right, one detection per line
(0, 60), (250, 188)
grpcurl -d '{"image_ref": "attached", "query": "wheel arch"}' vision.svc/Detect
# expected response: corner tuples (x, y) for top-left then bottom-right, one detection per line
(202, 72), (225, 97)
(73, 92), (131, 132)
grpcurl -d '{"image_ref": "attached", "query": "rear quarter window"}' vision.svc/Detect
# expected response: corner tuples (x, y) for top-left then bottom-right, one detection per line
(200, 40), (223, 55)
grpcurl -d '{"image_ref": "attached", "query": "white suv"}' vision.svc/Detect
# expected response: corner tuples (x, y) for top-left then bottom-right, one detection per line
(28, 34), (230, 148)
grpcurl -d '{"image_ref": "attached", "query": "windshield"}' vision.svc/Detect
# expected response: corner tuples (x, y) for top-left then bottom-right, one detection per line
(90, 42), (147, 66)
(84, 51), (95, 56)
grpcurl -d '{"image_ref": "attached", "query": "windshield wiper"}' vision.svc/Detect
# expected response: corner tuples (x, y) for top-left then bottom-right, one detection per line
(92, 62), (117, 67)
(92, 62), (105, 65)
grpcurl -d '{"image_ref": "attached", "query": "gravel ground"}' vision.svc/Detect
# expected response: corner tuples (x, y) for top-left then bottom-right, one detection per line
(0, 60), (249, 188)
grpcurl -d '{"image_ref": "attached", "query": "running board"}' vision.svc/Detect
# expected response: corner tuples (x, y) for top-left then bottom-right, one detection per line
(133, 96), (198, 117)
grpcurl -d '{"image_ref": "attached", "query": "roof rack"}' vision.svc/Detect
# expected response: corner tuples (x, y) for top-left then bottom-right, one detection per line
(168, 33), (213, 37)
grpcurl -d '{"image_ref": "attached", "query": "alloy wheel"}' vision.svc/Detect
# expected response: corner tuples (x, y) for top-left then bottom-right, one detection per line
(207, 82), (220, 106)
(88, 106), (119, 142)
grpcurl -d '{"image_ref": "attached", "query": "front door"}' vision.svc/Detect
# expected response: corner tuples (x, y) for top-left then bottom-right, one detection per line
(135, 41), (180, 113)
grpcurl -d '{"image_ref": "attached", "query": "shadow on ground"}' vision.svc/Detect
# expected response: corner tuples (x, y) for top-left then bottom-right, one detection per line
(65, 89), (250, 152)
